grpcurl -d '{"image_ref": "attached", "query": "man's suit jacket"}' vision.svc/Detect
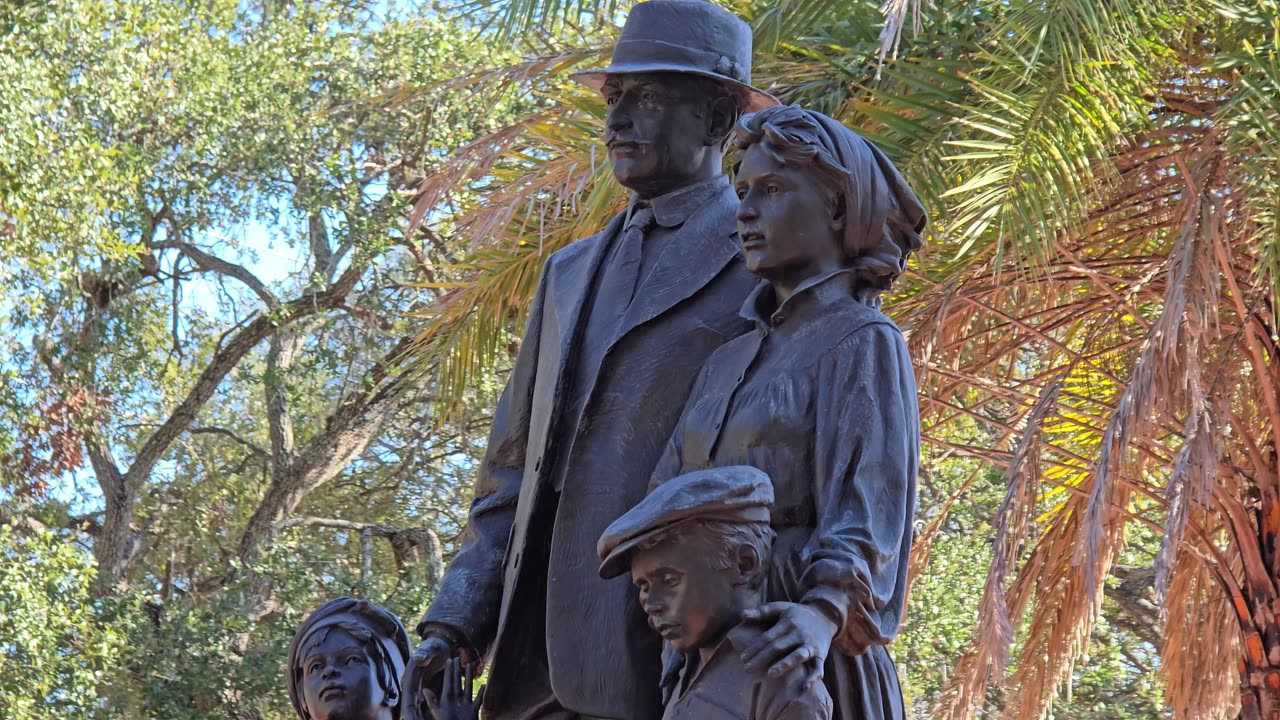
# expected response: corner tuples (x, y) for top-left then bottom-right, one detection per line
(422, 180), (756, 719)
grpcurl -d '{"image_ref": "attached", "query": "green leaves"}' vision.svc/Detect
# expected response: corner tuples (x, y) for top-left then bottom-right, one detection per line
(0, 525), (119, 717)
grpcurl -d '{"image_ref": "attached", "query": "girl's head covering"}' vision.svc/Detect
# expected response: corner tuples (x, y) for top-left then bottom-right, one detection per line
(733, 104), (927, 293)
(286, 597), (412, 720)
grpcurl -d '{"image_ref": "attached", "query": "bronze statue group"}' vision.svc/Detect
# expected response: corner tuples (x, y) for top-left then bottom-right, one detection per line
(284, 2), (926, 719)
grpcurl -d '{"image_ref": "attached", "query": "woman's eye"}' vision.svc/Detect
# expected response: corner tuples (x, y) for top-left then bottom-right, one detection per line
(346, 655), (365, 665)
(766, 184), (780, 194)
(309, 662), (322, 674)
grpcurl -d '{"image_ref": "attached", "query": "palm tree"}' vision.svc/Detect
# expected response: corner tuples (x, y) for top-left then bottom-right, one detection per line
(400, 0), (1280, 717)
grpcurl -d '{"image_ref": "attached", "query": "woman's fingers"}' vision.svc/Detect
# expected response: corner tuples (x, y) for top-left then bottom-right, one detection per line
(740, 602), (790, 624)
(742, 630), (802, 674)
(465, 661), (474, 699)
(801, 660), (825, 690)
(767, 645), (813, 677)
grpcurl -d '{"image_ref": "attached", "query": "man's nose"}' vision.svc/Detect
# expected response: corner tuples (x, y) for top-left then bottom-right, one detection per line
(606, 101), (633, 133)
(737, 197), (759, 222)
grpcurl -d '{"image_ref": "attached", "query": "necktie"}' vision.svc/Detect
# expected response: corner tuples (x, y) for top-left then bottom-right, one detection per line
(615, 206), (655, 306)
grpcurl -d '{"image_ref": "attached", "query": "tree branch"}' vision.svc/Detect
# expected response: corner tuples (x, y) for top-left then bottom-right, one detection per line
(189, 426), (269, 458)
(265, 327), (305, 479)
(152, 240), (280, 310)
(237, 337), (419, 565)
(277, 516), (398, 535)
(123, 268), (365, 498)
(275, 517), (443, 586)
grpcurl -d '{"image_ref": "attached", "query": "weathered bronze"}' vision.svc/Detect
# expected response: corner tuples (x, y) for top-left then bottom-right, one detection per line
(407, 2), (776, 718)
(648, 104), (927, 720)
(287, 597), (412, 720)
(598, 466), (833, 720)
(420, 658), (485, 720)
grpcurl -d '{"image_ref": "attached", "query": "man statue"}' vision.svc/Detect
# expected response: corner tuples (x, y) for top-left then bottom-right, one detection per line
(407, 2), (776, 719)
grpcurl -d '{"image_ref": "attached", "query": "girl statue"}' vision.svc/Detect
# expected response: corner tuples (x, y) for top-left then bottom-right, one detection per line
(287, 597), (412, 720)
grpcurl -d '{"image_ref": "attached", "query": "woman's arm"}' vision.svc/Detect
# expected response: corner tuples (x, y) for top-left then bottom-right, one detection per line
(803, 322), (920, 655)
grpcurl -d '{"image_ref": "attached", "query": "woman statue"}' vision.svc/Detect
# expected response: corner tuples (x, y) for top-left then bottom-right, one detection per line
(648, 104), (926, 720)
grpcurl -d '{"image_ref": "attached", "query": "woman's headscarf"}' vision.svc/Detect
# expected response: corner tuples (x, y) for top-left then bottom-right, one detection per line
(733, 104), (927, 292)
(286, 597), (412, 720)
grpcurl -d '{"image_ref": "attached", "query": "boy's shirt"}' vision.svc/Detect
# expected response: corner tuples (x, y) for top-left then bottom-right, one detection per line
(661, 623), (833, 720)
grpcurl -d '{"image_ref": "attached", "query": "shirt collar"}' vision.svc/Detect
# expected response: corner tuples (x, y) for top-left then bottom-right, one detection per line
(626, 175), (730, 229)
(671, 629), (737, 700)
(739, 268), (858, 330)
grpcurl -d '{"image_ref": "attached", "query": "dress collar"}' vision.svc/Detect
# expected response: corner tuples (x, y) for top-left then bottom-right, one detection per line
(626, 175), (730, 229)
(739, 268), (860, 330)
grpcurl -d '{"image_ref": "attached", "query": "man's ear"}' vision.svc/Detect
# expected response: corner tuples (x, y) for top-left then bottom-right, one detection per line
(733, 543), (762, 585)
(705, 94), (738, 147)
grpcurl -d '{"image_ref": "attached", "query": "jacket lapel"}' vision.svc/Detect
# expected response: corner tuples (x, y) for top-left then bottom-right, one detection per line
(551, 214), (625, 357)
(610, 186), (740, 347)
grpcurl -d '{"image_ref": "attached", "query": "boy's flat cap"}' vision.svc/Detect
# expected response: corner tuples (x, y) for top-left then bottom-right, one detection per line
(597, 465), (773, 579)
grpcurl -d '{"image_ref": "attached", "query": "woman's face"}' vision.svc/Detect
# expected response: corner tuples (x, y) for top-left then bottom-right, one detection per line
(734, 143), (845, 283)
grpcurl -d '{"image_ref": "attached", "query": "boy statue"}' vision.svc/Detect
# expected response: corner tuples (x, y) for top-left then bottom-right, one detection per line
(287, 597), (413, 720)
(596, 467), (833, 720)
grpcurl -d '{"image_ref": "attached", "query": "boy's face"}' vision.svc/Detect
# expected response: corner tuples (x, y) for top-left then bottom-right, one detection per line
(630, 532), (740, 654)
(300, 627), (387, 720)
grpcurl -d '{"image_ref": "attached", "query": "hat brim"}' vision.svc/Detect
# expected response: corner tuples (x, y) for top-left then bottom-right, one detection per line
(572, 64), (778, 113)
(599, 524), (670, 580)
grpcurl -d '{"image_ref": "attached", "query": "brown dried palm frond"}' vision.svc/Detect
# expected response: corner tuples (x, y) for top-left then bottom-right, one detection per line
(1162, 546), (1241, 719)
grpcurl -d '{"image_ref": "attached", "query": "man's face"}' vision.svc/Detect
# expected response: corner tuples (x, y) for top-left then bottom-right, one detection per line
(630, 532), (739, 654)
(602, 73), (717, 198)
(300, 627), (387, 720)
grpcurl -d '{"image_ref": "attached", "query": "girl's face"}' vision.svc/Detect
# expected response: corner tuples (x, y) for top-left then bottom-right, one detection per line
(734, 143), (845, 284)
(300, 628), (388, 720)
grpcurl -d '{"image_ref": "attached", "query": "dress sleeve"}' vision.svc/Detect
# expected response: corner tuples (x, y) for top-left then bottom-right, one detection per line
(802, 321), (919, 655)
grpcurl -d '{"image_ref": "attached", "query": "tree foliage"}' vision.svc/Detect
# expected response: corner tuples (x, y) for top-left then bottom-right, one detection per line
(0, 0), (513, 715)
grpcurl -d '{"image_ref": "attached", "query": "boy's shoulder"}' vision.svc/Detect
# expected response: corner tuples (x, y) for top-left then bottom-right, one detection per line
(664, 624), (833, 720)
(728, 624), (834, 720)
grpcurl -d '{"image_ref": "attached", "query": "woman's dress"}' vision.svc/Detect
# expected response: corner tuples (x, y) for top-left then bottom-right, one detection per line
(649, 269), (919, 720)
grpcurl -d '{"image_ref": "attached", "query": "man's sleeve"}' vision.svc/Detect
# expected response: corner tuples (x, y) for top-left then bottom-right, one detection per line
(418, 260), (553, 658)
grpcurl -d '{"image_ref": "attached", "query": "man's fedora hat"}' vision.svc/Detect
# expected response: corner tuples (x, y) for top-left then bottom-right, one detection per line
(572, 0), (778, 112)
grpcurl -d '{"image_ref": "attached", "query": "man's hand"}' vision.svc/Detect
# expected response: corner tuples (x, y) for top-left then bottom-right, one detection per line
(423, 658), (486, 720)
(739, 602), (839, 689)
(412, 634), (457, 676)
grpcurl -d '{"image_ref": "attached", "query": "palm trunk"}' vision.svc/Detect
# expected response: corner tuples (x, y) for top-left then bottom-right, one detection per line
(1239, 671), (1280, 720)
